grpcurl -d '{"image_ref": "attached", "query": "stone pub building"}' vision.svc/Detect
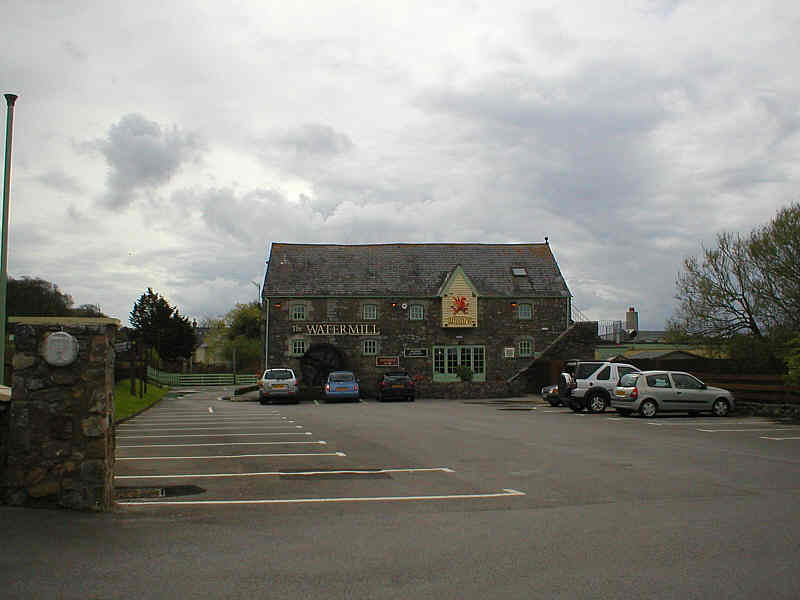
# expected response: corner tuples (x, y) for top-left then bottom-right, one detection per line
(261, 242), (574, 398)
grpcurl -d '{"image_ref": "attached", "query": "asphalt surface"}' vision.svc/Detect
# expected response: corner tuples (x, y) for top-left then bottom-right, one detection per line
(4, 388), (800, 599)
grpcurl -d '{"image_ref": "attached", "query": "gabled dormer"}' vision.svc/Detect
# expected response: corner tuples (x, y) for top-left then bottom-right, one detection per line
(438, 265), (479, 328)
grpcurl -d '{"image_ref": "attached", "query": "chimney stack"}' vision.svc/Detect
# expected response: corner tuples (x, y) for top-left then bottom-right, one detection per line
(626, 306), (639, 331)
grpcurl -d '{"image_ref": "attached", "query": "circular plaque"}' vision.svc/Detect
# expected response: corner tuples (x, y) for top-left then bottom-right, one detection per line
(43, 331), (79, 367)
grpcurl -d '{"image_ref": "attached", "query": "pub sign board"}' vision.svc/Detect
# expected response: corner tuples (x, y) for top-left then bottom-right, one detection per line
(404, 347), (429, 358)
(376, 356), (400, 367)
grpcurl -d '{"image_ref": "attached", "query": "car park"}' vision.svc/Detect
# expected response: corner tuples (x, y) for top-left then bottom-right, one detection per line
(323, 371), (360, 402)
(558, 360), (641, 413)
(376, 371), (416, 402)
(258, 368), (299, 404)
(611, 370), (735, 417)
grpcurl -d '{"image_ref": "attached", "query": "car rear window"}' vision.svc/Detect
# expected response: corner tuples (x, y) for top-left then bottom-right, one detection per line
(575, 363), (603, 379)
(385, 373), (411, 381)
(619, 373), (639, 387)
(264, 369), (293, 380)
(331, 372), (355, 382)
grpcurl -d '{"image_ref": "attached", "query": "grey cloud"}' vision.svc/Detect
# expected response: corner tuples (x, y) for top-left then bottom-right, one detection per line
(96, 114), (203, 210)
(61, 40), (87, 61)
(268, 123), (354, 157)
(36, 169), (84, 194)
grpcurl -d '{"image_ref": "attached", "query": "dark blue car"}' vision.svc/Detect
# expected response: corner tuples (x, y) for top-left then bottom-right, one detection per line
(323, 371), (360, 402)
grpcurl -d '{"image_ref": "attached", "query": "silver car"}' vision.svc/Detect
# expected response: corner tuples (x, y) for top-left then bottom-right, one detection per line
(258, 368), (299, 404)
(611, 370), (735, 418)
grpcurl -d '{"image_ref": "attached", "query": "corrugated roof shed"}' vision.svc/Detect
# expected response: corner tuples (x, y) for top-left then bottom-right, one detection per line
(263, 243), (571, 298)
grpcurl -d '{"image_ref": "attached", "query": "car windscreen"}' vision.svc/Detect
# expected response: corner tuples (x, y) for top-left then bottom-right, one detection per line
(331, 373), (355, 382)
(265, 369), (293, 380)
(619, 373), (639, 387)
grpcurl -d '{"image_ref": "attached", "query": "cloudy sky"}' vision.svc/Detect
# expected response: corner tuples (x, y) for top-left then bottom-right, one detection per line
(1, 1), (798, 329)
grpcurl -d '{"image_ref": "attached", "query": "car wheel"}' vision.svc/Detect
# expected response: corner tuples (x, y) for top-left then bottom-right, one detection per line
(639, 399), (658, 418)
(376, 390), (383, 402)
(587, 392), (606, 414)
(688, 411), (699, 417)
(712, 398), (731, 417)
(548, 400), (561, 407)
(616, 408), (631, 417)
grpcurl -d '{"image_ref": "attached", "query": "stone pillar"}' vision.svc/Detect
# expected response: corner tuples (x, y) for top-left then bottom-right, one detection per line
(1, 317), (119, 511)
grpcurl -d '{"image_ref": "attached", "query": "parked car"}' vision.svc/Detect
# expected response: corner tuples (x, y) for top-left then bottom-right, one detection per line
(558, 360), (641, 413)
(611, 370), (735, 418)
(323, 371), (360, 402)
(541, 384), (561, 406)
(376, 371), (416, 402)
(258, 368), (299, 404)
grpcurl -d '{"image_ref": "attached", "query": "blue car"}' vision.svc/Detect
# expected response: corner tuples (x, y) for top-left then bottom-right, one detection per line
(323, 371), (360, 402)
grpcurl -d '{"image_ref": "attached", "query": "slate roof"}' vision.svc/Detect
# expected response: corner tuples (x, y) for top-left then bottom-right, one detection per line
(263, 243), (571, 298)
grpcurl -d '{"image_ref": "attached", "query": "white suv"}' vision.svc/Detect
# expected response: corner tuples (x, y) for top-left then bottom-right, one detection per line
(558, 360), (640, 413)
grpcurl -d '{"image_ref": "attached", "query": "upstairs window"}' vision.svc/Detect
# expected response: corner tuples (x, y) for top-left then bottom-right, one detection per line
(518, 303), (532, 320)
(363, 304), (377, 320)
(519, 339), (533, 357)
(290, 303), (306, 320)
(362, 339), (378, 355)
(409, 304), (424, 320)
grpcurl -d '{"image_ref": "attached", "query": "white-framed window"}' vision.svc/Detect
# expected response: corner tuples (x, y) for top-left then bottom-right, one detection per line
(290, 303), (306, 320)
(363, 304), (377, 320)
(409, 304), (424, 320)
(290, 338), (306, 356)
(519, 339), (533, 357)
(362, 339), (378, 355)
(518, 303), (532, 320)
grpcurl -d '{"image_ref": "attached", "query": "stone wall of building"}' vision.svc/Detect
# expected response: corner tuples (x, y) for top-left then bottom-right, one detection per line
(266, 296), (569, 399)
(1, 317), (119, 510)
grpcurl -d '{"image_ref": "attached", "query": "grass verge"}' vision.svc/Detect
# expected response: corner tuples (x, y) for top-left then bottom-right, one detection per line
(114, 378), (170, 423)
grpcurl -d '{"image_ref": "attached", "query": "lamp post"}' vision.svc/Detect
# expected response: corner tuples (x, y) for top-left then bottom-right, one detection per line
(0, 93), (18, 386)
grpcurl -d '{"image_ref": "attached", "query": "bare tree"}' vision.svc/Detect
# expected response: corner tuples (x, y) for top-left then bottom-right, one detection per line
(670, 232), (765, 338)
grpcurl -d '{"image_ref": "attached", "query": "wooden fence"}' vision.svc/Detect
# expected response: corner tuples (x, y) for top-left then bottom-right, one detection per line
(694, 373), (800, 405)
(147, 367), (259, 387)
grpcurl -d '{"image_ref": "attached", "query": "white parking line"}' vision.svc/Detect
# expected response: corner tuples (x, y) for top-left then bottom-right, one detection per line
(118, 452), (347, 460)
(118, 440), (328, 448)
(117, 432), (313, 439)
(697, 428), (800, 433)
(761, 436), (800, 441)
(118, 425), (299, 432)
(117, 489), (527, 506)
(115, 467), (455, 480)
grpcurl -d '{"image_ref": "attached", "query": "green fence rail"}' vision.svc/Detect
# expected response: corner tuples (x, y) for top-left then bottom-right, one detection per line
(147, 367), (259, 387)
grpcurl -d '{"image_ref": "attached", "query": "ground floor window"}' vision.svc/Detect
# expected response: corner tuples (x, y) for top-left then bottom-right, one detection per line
(290, 338), (307, 356)
(432, 345), (486, 382)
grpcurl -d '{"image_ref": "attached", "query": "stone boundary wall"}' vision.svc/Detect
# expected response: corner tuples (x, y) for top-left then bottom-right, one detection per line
(1, 317), (119, 510)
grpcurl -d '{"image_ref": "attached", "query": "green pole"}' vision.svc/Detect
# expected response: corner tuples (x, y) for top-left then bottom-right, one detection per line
(0, 94), (18, 386)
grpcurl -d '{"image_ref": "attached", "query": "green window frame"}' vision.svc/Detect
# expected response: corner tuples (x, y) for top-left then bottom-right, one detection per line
(362, 339), (378, 355)
(519, 339), (533, 357)
(409, 304), (424, 320)
(432, 345), (486, 382)
(518, 303), (532, 320)
(289, 338), (306, 356)
(290, 303), (306, 320)
(363, 304), (377, 320)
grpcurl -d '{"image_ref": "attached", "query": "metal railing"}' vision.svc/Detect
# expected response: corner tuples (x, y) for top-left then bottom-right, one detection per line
(147, 367), (259, 386)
